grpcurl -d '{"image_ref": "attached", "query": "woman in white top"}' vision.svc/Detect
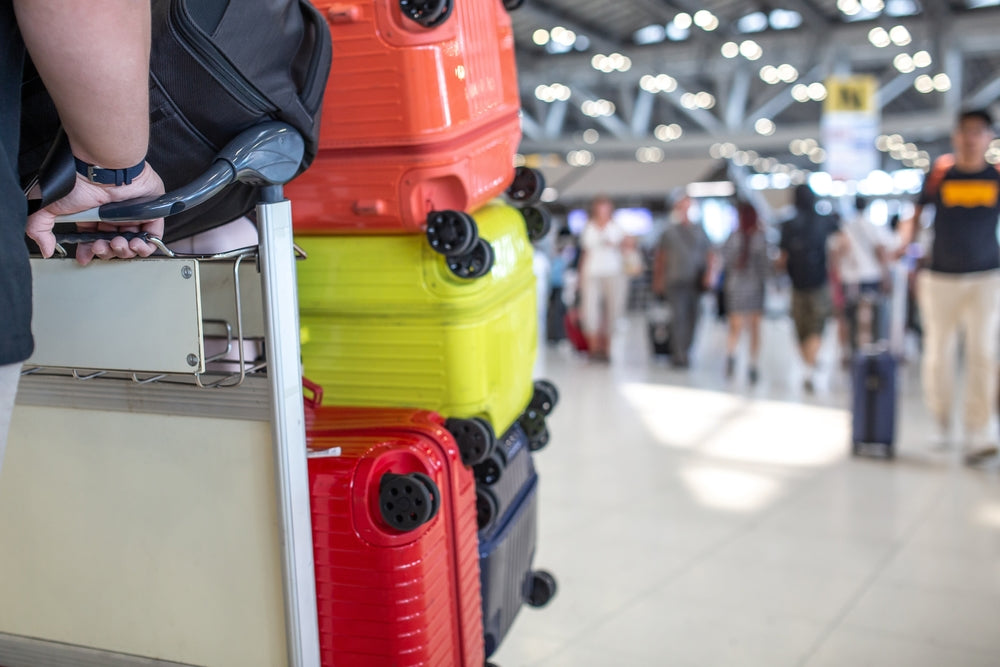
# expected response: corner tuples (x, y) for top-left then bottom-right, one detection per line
(579, 196), (630, 360)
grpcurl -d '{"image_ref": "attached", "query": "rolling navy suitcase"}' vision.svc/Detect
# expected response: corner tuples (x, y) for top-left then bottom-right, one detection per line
(851, 348), (896, 458)
(472, 422), (556, 658)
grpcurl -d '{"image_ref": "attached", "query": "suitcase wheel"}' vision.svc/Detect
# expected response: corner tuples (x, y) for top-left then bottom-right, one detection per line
(446, 416), (497, 466)
(476, 487), (499, 532)
(518, 408), (549, 451)
(473, 452), (504, 486)
(426, 210), (478, 257)
(522, 205), (552, 242)
(447, 239), (495, 280)
(530, 379), (559, 416)
(528, 425), (550, 452)
(502, 0), (525, 9)
(399, 0), (453, 27)
(506, 166), (545, 205)
(379, 472), (440, 532)
(525, 569), (557, 607)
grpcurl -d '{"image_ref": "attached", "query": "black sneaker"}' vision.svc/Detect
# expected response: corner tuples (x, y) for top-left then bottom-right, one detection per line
(748, 367), (759, 385)
(725, 356), (735, 379)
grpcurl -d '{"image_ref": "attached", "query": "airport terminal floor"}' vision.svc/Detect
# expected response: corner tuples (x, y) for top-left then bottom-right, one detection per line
(493, 308), (1000, 667)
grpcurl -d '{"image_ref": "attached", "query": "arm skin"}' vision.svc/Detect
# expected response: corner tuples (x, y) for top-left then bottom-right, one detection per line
(15, 1), (164, 263)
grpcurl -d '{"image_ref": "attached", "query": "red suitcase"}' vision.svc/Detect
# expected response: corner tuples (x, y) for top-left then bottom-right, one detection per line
(287, 0), (542, 242)
(305, 396), (485, 667)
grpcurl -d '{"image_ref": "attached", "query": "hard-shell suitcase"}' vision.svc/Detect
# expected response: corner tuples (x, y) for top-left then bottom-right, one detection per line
(306, 403), (485, 667)
(286, 0), (543, 241)
(851, 348), (896, 458)
(472, 422), (557, 657)
(564, 307), (589, 353)
(297, 202), (537, 453)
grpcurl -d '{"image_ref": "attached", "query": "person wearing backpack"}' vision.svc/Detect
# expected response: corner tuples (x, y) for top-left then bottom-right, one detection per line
(776, 184), (839, 393)
(1, 1), (165, 466)
(897, 109), (1000, 461)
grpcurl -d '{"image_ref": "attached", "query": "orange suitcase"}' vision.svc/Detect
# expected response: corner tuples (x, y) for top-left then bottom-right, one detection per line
(287, 0), (545, 248)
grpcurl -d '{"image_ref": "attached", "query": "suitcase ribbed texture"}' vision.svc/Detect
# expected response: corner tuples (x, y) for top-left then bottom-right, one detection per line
(297, 203), (537, 434)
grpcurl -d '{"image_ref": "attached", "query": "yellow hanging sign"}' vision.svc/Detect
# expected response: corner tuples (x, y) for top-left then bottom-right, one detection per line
(824, 75), (878, 114)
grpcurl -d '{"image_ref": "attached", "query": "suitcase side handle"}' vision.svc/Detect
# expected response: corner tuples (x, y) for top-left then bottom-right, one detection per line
(53, 122), (305, 225)
(302, 377), (324, 409)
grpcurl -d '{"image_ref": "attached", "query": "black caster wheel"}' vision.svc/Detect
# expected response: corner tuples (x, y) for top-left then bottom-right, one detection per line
(522, 205), (552, 241)
(527, 425), (550, 452)
(506, 166), (545, 205)
(524, 569), (557, 607)
(476, 487), (499, 533)
(447, 238), (495, 280)
(426, 209), (478, 257)
(530, 379), (559, 416)
(399, 0), (452, 28)
(446, 416), (496, 466)
(501, 0), (525, 10)
(518, 407), (548, 451)
(473, 451), (504, 486)
(379, 472), (439, 532)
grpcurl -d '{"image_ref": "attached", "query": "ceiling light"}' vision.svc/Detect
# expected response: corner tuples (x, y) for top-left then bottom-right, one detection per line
(760, 65), (780, 84)
(654, 123), (683, 141)
(914, 74), (934, 93)
(673, 12), (692, 29)
(807, 82), (828, 101)
(740, 40), (763, 61)
(693, 10), (715, 28)
(581, 99), (616, 117)
(791, 84), (811, 102)
(680, 92), (697, 109)
(861, 0), (885, 11)
(636, 146), (665, 163)
(566, 150), (595, 167)
(912, 50), (932, 68)
(808, 147), (827, 164)
(838, 0), (862, 16)
(889, 25), (912, 46)
(893, 53), (915, 73)
(933, 73), (951, 91)
(695, 92), (716, 109)
(755, 118), (776, 136)
(777, 64), (799, 82)
(770, 9), (803, 29)
(634, 24), (667, 45)
(721, 41), (740, 58)
(532, 29), (550, 46)
(582, 129), (599, 144)
(868, 27), (891, 48)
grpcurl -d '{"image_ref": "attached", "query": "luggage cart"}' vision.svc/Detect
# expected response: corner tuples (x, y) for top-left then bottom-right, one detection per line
(0, 124), (321, 667)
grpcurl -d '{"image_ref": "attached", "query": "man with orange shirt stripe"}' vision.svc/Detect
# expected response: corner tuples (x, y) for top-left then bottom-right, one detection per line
(898, 109), (1000, 461)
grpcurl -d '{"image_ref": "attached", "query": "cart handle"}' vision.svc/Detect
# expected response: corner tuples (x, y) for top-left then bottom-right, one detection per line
(53, 122), (305, 225)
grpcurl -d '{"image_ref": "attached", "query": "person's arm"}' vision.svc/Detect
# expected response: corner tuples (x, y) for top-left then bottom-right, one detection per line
(15, 1), (164, 263)
(894, 204), (922, 261)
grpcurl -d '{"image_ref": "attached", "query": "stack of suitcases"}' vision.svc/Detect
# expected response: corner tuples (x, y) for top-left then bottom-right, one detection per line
(288, 0), (558, 663)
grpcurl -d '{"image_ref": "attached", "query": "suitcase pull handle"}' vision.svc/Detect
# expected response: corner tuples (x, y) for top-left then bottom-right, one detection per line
(326, 5), (360, 23)
(302, 377), (324, 408)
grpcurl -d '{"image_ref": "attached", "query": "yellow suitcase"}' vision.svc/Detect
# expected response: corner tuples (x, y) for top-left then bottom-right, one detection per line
(297, 201), (538, 463)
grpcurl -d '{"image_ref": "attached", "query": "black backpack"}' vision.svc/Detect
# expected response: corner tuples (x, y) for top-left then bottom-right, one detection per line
(20, 0), (332, 242)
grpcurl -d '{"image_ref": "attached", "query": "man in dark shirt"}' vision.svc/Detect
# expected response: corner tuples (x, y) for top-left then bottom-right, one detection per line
(777, 184), (839, 393)
(898, 109), (1000, 459)
(1, 2), (165, 468)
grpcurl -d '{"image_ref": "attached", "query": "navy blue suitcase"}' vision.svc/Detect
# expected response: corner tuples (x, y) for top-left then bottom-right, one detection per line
(473, 422), (556, 658)
(851, 349), (897, 458)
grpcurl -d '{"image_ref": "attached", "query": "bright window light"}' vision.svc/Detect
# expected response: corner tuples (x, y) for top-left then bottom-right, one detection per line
(737, 12), (769, 33)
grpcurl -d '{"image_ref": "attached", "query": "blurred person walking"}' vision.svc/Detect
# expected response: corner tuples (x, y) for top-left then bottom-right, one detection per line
(579, 196), (628, 361)
(897, 109), (1000, 459)
(653, 196), (712, 369)
(721, 201), (769, 385)
(830, 195), (895, 357)
(777, 184), (839, 393)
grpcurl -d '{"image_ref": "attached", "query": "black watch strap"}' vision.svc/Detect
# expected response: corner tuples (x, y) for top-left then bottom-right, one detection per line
(74, 157), (146, 186)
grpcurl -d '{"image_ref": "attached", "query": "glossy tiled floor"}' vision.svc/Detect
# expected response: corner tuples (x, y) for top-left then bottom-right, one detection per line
(493, 307), (1000, 667)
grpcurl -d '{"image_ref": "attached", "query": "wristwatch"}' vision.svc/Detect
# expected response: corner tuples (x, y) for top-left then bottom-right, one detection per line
(74, 157), (146, 186)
